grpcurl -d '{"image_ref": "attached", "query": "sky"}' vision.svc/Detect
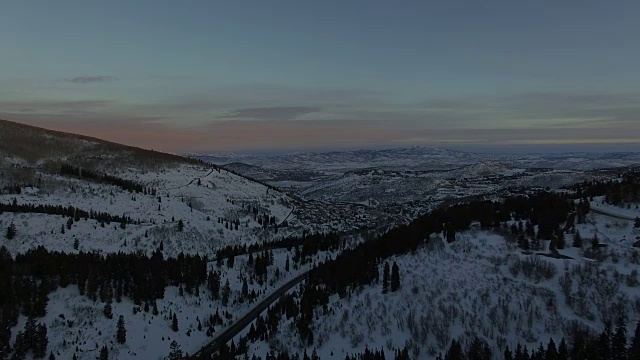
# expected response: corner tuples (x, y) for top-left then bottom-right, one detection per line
(1, 0), (640, 154)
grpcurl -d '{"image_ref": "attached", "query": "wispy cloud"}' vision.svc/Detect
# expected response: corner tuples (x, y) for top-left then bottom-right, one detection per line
(2, 84), (639, 152)
(503, 138), (640, 145)
(0, 99), (114, 114)
(218, 106), (323, 121)
(411, 91), (640, 130)
(65, 76), (117, 84)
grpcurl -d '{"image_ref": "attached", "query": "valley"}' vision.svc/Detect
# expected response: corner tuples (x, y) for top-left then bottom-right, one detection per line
(1, 119), (640, 360)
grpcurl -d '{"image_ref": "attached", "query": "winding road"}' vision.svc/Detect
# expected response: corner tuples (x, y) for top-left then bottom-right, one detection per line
(189, 271), (310, 359)
(590, 207), (636, 221)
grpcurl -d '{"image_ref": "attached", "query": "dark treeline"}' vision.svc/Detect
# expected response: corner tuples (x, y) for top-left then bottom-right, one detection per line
(193, 319), (640, 360)
(194, 189), (584, 359)
(292, 191), (576, 344)
(218, 165), (280, 193)
(207, 345), (410, 360)
(205, 171), (640, 359)
(574, 172), (640, 206)
(0, 198), (135, 225)
(440, 320), (640, 360)
(0, 184), (35, 195)
(198, 313), (412, 360)
(60, 164), (156, 195)
(215, 232), (343, 262)
(0, 246), (208, 358)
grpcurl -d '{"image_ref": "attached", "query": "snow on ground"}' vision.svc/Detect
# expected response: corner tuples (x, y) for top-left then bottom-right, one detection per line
(10, 244), (323, 360)
(247, 212), (640, 359)
(590, 196), (640, 220)
(0, 164), (296, 257)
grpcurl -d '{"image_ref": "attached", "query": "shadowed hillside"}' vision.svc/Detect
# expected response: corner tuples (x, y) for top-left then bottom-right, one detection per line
(0, 118), (201, 171)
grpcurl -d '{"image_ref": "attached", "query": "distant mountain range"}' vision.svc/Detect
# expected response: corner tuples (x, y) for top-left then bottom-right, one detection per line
(190, 146), (640, 172)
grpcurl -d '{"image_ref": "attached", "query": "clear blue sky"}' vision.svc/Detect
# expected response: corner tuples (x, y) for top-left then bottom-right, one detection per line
(1, 0), (639, 153)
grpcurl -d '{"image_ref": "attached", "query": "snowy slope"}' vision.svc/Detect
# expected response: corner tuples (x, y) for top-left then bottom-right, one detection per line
(9, 246), (327, 360)
(0, 164), (297, 257)
(245, 211), (640, 359)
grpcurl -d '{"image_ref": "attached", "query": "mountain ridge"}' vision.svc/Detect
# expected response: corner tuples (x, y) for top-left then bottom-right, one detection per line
(0, 118), (200, 171)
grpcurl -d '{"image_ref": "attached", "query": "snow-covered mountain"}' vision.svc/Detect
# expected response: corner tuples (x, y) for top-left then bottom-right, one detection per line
(251, 209), (640, 359)
(3, 119), (640, 360)
(0, 119), (298, 257)
(0, 119), (349, 360)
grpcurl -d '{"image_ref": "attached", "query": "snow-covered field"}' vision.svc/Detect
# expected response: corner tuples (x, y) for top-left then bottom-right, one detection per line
(590, 196), (640, 220)
(8, 244), (328, 360)
(0, 164), (296, 257)
(244, 211), (640, 359)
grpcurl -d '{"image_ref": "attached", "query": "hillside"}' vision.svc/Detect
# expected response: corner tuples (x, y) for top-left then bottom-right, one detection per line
(203, 179), (640, 360)
(3, 119), (640, 360)
(0, 119), (196, 171)
(254, 211), (640, 358)
(1, 120), (373, 360)
(0, 119), (299, 257)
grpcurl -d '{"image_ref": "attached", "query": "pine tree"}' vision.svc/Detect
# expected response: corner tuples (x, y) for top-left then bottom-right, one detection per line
(391, 262), (400, 292)
(33, 323), (48, 359)
(5, 222), (16, 239)
(558, 338), (568, 360)
(598, 322), (612, 360)
(49, 352), (56, 360)
(172, 313), (179, 332)
(503, 348), (513, 360)
(177, 220), (184, 232)
(555, 229), (565, 249)
(628, 322), (640, 360)
(241, 278), (248, 298)
(116, 315), (126, 344)
(611, 322), (627, 360)
(466, 337), (491, 360)
(100, 345), (109, 360)
(514, 345), (523, 360)
(519, 234), (530, 251)
(546, 338), (558, 360)
(573, 231), (583, 248)
(635, 217), (640, 229)
(503, 347), (513, 360)
(207, 271), (220, 300)
(382, 262), (390, 294)
(446, 226), (456, 243)
(168, 340), (183, 360)
(103, 301), (113, 319)
(221, 279), (231, 306)
(444, 340), (464, 360)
